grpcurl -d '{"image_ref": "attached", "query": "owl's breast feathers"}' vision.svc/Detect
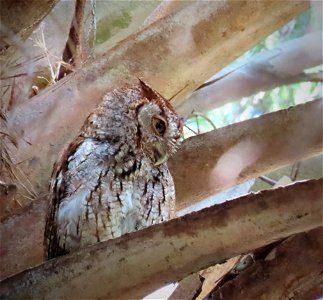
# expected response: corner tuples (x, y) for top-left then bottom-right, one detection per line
(44, 137), (175, 260)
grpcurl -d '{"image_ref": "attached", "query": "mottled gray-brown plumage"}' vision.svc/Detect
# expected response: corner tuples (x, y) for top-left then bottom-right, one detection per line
(44, 80), (183, 259)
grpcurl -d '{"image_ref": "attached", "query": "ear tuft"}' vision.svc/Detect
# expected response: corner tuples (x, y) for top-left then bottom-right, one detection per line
(139, 79), (161, 100)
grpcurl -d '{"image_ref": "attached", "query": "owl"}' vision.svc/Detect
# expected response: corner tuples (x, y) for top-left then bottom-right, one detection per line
(44, 80), (183, 260)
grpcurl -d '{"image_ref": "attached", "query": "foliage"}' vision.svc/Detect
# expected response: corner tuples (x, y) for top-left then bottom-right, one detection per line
(96, 10), (132, 44)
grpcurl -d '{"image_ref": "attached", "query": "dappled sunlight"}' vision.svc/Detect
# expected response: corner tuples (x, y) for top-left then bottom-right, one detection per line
(212, 139), (262, 186)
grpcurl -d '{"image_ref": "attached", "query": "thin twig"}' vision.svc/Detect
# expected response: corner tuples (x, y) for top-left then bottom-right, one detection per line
(184, 111), (217, 138)
(290, 162), (301, 181)
(259, 175), (276, 186)
(40, 24), (56, 82)
(31, 26), (57, 85)
(195, 114), (200, 134)
(168, 83), (189, 101)
(191, 111), (217, 129)
(194, 52), (281, 92)
(194, 63), (248, 91)
(184, 124), (198, 135)
(295, 71), (322, 83)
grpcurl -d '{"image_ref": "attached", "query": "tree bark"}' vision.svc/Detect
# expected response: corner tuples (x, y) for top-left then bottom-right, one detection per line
(6, 0), (308, 206)
(208, 227), (323, 300)
(177, 31), (323, 117)
(0, 179), (322, 299)
(141, 0), (186, 29)
(170, 98), (323, 210)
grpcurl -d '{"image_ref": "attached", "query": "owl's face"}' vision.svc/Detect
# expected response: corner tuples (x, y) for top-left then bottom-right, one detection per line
(137, 100), (183, 166)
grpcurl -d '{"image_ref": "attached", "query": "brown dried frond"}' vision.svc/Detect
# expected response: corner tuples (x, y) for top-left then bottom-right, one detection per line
(0, 111), (38, 206)
(58, 0), (86, 79)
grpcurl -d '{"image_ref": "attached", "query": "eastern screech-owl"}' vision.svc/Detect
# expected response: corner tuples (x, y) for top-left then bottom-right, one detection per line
(44, 80), (183, 259)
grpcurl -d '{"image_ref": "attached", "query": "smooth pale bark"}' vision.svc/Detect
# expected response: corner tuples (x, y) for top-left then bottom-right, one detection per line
(170, 99), (323, 210)
(209, 227), (323, 300)
(177, 31), (323, 117)
(6, 0), (308, 206)
(1, 99), (322, 280)
(0, 179), (322, 299)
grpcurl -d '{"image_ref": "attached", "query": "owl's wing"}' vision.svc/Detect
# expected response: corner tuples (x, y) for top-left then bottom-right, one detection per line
(44, 137), (112, 259)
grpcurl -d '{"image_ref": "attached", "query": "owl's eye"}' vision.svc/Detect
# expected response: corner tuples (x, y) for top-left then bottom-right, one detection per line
(152, 116), (167, 136)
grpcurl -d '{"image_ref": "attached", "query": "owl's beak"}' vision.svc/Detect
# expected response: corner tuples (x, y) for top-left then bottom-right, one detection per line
(153, 148), (169, 166)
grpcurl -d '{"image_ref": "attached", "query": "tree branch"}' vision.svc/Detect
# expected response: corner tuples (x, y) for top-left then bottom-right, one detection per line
(170, 99), (323, 210)
(0, 179), (322, 299)
(177, 31), (323, 117)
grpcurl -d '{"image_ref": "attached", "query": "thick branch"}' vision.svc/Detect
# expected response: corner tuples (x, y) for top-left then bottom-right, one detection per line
(0, 179), (321, 299)
(209, 227), (323, 300)
(7, 0), (308, 204)
(170, 99), (323, 210)
(177, 31), (323, 117)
